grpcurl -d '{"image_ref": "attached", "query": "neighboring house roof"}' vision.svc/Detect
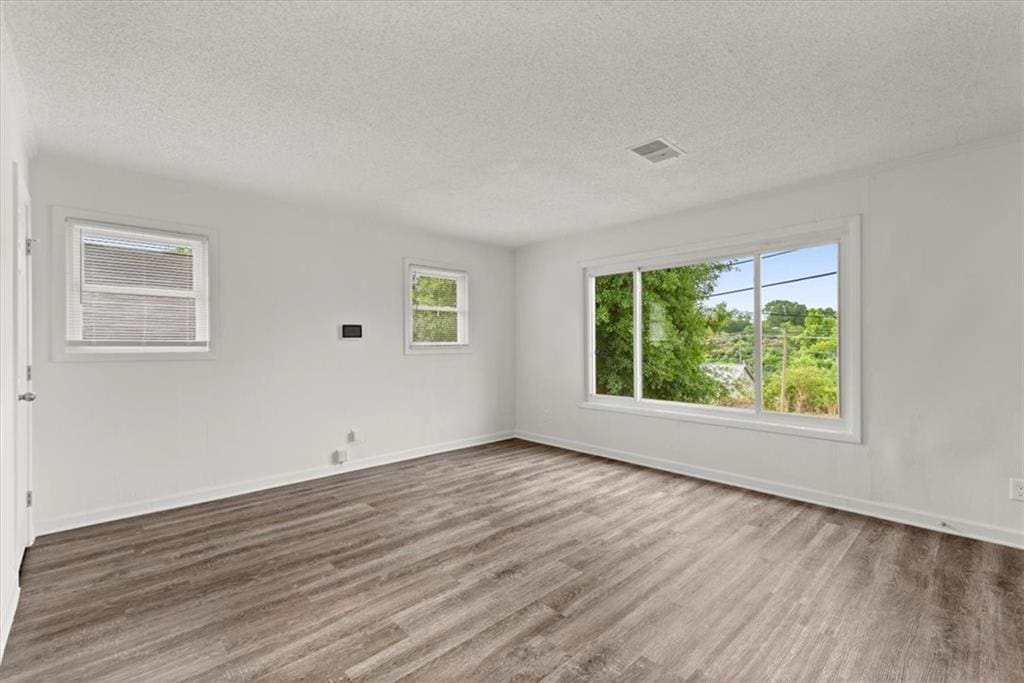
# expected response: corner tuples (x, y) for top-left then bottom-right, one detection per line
(702, 363), (754, 385)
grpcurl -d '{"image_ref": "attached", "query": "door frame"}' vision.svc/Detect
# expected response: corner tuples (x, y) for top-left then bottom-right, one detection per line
(13, 163), (34, 549)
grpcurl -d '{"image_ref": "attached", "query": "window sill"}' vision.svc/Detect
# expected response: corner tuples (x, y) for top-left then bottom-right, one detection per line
(578, 398), (860, 444)
(55, 346), (216, 362)
(404, 343), (472, 356)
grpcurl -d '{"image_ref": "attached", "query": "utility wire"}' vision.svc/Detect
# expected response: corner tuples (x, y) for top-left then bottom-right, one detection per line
(706, 271), (836, 299)
(725, 249), (798, 267)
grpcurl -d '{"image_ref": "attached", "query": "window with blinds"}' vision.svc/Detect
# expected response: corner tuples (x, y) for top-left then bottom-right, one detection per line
(407, 264), (468, 348)
(65, 219), (211, 353)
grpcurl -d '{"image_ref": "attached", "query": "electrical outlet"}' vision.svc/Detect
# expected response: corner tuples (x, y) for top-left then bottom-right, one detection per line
(333, 449), (348, 466)
(1011, 478), (1024, 502)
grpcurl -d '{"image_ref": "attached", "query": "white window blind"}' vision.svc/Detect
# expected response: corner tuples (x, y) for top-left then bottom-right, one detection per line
(65, 219), (211, 352)
(409, 265), (468, 346)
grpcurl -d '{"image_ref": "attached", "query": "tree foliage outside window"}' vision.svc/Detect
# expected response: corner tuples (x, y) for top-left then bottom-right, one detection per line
(412, 273), (462, 343)
(761, 304), (838, 415)
(641, 261), (740, 405)
(593, 273), (633, 396)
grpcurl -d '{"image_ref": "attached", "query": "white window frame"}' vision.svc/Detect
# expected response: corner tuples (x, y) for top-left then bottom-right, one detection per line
(404, 258), (470, 354)
(51, 206), (218, 361)
(582, 215), (861, 443)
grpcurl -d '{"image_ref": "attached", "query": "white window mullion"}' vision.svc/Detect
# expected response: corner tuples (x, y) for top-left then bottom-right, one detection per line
(753, 252), (763, 415)
(412, 304), (460, 313)
(457, 272), (468, 344)
(193, 235), (210, 343)
(587, 275), (596, 397)
(633, 268), (642, 402)
(67, 222), (84, 342)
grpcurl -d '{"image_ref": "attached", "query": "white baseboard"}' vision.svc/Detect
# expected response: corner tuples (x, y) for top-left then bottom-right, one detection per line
(0, 585), (20, 664)
(36, 431), (514, 536)
(516, 431), (1024, 550)
(34, 428), (1024, 550)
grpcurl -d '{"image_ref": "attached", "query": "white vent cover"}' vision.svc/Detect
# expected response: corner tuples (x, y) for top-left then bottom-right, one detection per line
(629, 138), (684, 163)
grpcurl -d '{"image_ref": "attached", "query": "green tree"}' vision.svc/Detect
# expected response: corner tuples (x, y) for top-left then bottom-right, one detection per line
(412, 275), (457, 307)
(706, 306), (753, 366)
(594, 262), (732, 403)
(594, 273), (634, 396)
(641, 263), (730, 403)
(793, 308), (837, 369)
(595, 278), (840, 415)
(763, 299), (807, 329)
(763, 363), (837, 415)
(761, 303), (838, 414)
(720, 308), (752, 334)
(411, 275), (459, 342)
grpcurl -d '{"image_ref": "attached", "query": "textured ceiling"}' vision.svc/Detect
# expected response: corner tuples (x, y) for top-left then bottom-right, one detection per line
(3, 1), (1021, 246)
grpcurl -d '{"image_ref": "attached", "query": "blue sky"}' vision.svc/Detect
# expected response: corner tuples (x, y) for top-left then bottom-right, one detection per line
(707, 243), (838, 312)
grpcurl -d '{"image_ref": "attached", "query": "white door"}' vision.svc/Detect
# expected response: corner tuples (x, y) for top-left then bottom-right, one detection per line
(14, 167), (34, 550)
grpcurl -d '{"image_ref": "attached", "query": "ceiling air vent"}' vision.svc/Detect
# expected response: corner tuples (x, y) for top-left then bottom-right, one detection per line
(629, 137), (684, 164)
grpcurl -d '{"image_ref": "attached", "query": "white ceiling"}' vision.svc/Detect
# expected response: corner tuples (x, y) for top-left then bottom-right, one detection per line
(3, 1), (1021, 246)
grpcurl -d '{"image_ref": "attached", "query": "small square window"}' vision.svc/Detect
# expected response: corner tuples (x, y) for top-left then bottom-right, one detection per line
(405, 262), (468, 352)
(62, 218), (212, 357)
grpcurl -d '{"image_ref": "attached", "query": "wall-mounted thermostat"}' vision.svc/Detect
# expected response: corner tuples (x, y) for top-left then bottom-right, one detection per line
(339, 324), (362, 339)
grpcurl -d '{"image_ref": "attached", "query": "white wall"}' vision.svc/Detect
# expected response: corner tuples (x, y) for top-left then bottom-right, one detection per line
(30, 157), (515, 532)
(515, 137), (1024, 548)
(0, 16), (34, 659)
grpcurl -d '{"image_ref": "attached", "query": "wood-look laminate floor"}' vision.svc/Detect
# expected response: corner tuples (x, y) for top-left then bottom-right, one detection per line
(2, 439), (1022, 682)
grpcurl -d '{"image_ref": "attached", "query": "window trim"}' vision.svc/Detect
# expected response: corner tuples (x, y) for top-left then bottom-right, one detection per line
(51, 206), (219, 362)
(582, 215), (861, 443)
(404, 258), (471, 354)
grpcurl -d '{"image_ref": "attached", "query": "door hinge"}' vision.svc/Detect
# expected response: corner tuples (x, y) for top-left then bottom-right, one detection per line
(26, 491), (32, 508)
(25, 237), (36, 255)
(26, 365), (32, 382)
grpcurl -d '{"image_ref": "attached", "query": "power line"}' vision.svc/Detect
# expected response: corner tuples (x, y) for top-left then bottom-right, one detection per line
(706, 271), (836, 299)
(726, 249), (798, 267)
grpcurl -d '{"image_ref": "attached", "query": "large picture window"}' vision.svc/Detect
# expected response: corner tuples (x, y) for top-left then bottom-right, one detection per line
(585, 217), (860, 442)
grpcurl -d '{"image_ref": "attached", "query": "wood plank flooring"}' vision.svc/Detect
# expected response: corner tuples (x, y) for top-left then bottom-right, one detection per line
(2, 439), (1022, 682)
